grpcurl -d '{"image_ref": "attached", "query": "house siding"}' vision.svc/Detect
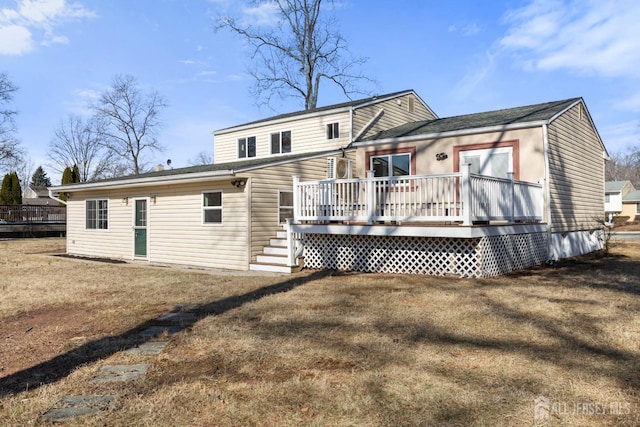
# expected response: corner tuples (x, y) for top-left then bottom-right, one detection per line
(353, 94), (437, 141)
(621, 202), (639, 220)
(66, 181), (249, 270)
(355, 127), (545, 183)
(547, 103), (605, 233)
(214, 111), (350, 164)
(244, 154), (353, 261)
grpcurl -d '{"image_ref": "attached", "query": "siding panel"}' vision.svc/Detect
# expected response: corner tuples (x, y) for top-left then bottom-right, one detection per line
(547, 103), (605, 233)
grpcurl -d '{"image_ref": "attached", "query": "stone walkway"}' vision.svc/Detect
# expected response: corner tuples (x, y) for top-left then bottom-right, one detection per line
(41, 307), (195, 423)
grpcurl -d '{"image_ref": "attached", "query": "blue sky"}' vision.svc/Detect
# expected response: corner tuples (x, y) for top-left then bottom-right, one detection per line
(1, 0), (639, 183)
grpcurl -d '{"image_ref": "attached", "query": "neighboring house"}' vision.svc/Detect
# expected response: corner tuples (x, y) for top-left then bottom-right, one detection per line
(621, 190), (640, 221)
(50, 91), (608, 277)
(23, 185), (59, 206)
(604, 181), (634, 217)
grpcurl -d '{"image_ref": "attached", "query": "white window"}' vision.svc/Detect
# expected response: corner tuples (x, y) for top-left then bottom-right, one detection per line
(238, 136), (256, 158)
(86, 199), (108, 230)
(605, 194), (611, 203)
(202, 191), (222, 224)
(327, 123), (339, 139)
(636, 203), (640, 215)
(278, 190), (293, 224)
(271, 131), (291, 154)
(371, 153), (411, 177)
(459, 147), (513, 178)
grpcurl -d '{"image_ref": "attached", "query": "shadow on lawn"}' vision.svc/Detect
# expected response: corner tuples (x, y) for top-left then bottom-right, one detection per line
(0, 269), (335, 398)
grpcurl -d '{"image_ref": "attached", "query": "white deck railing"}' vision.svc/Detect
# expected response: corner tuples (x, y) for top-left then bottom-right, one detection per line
(293, 164), (543, 226)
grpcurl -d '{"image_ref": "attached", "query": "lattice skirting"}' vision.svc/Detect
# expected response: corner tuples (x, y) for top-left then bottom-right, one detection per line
(301, 232), (548, 278)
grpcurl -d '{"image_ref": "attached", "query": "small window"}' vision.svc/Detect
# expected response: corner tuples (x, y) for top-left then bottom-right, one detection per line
(605, 194), (610, 203)
(238, 136), (256, 158)
(636, 203), (640, 214)
(203, 191), (222, 224)
(371, 153), (411, 177)
(86, 199), (108, 230)
(271, 131), (292, 154)
(327, 123), (339, 139)
(278, 191), (294, 224)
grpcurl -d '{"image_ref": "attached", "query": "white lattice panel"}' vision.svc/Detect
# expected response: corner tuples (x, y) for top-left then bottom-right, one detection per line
(301, 232), (548, 278)
(302, 234), (481, 277)
(477, 232), (547, 277)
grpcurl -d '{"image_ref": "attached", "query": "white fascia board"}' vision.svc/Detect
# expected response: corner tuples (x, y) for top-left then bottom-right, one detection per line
(352, 120), (548, 147)
(291, 223), (548, 238)
(49, 169), (235, 192)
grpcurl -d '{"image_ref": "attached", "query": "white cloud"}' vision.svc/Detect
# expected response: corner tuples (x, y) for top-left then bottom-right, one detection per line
(500, 0), (640, 78)
(0, 0), (95, 55)
(242, 2), (279, 26)
(616, 90), (640, 113)
(0, 24), (33, 54)
(462, 23), (480, 36)
(600, 120), (640, 153)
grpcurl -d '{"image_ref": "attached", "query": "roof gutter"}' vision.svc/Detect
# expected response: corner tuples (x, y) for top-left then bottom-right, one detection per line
(48, 188), (67, 206)
(50, 169), (235, 192)
(352, 120), (549, 147)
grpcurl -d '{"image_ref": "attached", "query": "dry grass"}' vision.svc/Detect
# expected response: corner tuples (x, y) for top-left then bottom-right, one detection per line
(1, 237), (639, 426)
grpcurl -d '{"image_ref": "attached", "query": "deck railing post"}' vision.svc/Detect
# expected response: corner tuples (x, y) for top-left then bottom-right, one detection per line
(366, 170), (375, 225)
(292, 175), (300, 224)
(460, 164), (472, 226)
(507, 172), (515, 224)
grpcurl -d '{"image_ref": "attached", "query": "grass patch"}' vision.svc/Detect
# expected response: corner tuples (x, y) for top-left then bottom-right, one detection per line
(1, 237), (639, 426)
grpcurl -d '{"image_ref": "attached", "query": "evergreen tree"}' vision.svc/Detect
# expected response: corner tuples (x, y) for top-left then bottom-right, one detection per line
(10, 172), (21, 204)
(0, 172), (21, 204)
(0, 173), (10, 204)
(59, 166), (73, 202)
(71, 164), (80, 183)
(30, 165), (52, 187)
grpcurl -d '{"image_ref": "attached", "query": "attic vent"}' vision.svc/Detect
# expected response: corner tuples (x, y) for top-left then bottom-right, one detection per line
(408, 96), (415, 113)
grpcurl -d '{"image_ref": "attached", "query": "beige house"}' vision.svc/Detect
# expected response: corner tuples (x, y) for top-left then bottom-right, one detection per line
(605, 181), (639, 221)
(51, 91), (608, 277)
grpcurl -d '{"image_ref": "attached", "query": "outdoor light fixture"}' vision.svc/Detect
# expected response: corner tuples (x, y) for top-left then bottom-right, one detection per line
(231, 179), (247, 188)
(151, 195), (157, 204)
(436, 152), (448, 161)
(122, 196), (129, 205)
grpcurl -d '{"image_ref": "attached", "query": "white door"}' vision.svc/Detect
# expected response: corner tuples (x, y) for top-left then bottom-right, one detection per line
(459, 147), (513, 178)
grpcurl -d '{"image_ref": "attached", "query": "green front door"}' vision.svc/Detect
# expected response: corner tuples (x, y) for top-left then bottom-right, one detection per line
(134, 199), (147, 258)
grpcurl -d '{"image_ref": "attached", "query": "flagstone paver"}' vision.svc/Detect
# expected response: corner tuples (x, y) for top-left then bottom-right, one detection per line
(125, 341), (169, 355)
(42, 395), (116, 422)
(42, 309), (197, 421)
(92, 363), (151, 383)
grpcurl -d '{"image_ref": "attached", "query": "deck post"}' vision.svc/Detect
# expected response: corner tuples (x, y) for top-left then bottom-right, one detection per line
(507, 172), (515, 224)
(292, 175), (300, 224)
(460, 164), (472, 226)
(366, 170), (375, 225)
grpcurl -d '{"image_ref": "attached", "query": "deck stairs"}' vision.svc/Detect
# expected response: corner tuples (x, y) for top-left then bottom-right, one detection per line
(249, 228), (300, 273)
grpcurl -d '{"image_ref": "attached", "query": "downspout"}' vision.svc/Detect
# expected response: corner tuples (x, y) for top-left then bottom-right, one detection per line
(542, 123), (553, 261)
(349, 106), (354, 145)
(48, 188), (67, 206)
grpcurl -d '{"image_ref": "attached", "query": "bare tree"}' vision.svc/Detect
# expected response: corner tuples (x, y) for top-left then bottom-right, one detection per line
(0, 73), (23, 171)
(218, 0), (373, 110)
(93, 74), (167, 175)
(48, 114), (116, 182)
(606, 147), (640, 187)
(188, 150), (213, 166)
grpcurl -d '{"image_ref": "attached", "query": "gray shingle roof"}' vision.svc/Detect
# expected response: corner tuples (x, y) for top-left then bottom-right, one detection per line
(361, 98), (581, 141)
(216, 90), (417, 132)
(52, 149), (343, 189)
(623, 190), (640, 202)
(605, 181), (633, 193)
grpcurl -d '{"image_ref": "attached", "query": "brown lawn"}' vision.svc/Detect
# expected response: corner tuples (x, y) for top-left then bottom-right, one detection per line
(0, 237), (639, 426)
